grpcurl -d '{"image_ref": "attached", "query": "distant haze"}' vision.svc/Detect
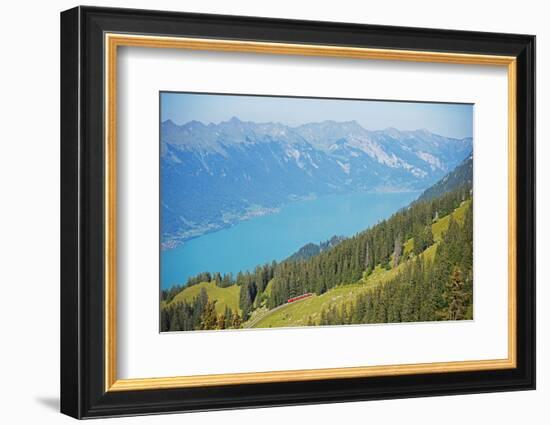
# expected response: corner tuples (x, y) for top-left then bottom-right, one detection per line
(161, 92), (473, 140)
(160, 114), (472, 250)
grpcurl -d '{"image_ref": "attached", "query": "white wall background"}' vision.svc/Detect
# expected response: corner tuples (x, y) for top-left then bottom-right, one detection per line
(0, 0), (545, 423)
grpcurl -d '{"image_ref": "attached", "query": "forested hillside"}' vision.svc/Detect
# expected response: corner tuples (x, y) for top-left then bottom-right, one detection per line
(285, 235), (346, 262)
(417, 153), (472, 202)
(248, 197), (472, 328)
(161, 180), (473, 331)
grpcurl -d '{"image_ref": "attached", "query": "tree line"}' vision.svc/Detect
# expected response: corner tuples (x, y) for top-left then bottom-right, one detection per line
(161, 287), (243, 331)
(264, 185), (470, 312)
(161, 184), (473, 329)
(316, 203), (473, 325)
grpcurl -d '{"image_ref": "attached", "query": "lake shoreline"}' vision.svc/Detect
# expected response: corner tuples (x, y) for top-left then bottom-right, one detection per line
(161, 190), (422, 290)
(161, 188), (423, 252)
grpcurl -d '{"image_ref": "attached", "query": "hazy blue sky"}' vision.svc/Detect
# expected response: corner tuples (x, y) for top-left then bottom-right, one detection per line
(161, 92), (473, 139)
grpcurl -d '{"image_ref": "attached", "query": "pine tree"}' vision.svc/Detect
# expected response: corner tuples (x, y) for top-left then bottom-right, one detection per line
(224, 306), (233, 327)
(201, 300), (217, 330)
(160, 308), (171, 331)
(364, 240), (371, 270)
(231, 311), (242, 328)
(393, 234), (402, 267)
(239, 283), (253, 320)
(162, 185), (473, 330)
(217, 313), (226, 330)
(423, 225), (434, 249)
(446, 266), (468, 320)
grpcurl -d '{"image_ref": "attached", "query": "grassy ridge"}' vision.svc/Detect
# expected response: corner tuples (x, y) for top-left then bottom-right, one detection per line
(167, 281), (241, 314)
(250, 265), (403, 328)
(164, 199), (471, 329)
(249, 200), (471, 328)
(403, 199), (470, 256)
(432, 199), (470, 241)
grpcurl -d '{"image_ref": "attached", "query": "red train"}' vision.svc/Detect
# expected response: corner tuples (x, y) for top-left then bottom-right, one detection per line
(287, 293), (313, 303)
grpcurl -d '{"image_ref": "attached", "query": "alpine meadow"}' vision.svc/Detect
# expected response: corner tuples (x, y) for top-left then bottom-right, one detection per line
(159, 93), (474, 332)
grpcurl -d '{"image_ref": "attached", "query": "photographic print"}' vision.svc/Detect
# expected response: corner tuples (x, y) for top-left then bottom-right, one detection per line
(159, 92), (474, 332)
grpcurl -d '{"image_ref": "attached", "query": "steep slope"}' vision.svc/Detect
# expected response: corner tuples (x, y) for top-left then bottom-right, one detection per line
(161, 118), (472, 247)
(285, 235), (346, 262)
(416, 152), (473, 202)
(250, 198), (472, 328)
(166, 281), (240, 315)
(161, 180), (474, 331)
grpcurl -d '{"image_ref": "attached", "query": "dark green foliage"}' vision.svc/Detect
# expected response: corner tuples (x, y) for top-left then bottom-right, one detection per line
(413, 224), (434, 255)
(445, 266), (470, 320)
(417, 154), (472, 202)
(392, 234), (402, 267)
(185, 272), (212, 287)
(317, 199), (474, 325)
(160, 284), (184, 303)
(201, 300), (218, 330)
(239, 281), (257, 320)
(160, 287), (242, 332)
(162, 182), (473, 331)
(224, 306), (233, 326)
(264, 186), (470, 308)
(286, 235), (346, 262)
(175, 186), (469, 313)
(221, 273), (233, 287)
(231, 311), (242, 328)
(286, 243), (320, 262)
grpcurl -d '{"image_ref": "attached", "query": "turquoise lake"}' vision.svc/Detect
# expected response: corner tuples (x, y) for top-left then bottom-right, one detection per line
(161, 191), (420, 289)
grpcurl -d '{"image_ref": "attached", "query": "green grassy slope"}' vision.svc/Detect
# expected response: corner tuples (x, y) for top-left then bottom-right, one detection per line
(432, 199), (470, 241)
(250, 199), (471, 328)
(167, 281), (241, 314)
(417, 155), (473, 202)
(251, 284), (361, 328)
(403, 199), (470, 256)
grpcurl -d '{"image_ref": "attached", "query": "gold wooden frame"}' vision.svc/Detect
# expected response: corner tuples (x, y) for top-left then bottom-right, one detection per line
(104, 33), (517, 392)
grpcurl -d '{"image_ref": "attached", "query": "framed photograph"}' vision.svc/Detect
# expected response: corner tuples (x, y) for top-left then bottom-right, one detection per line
(60, 6), (535, 419)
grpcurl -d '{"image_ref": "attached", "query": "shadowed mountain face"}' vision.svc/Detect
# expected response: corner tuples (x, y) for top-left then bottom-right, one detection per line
(416, 152), (473, 203)
(161, 117), (472, 248)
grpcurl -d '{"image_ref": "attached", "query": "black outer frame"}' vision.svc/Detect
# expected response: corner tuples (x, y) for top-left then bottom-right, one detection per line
(60, 6), (536, 419)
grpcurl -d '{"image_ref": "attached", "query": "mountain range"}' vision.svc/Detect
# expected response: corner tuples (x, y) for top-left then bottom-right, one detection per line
(161, 117), (472, 248)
